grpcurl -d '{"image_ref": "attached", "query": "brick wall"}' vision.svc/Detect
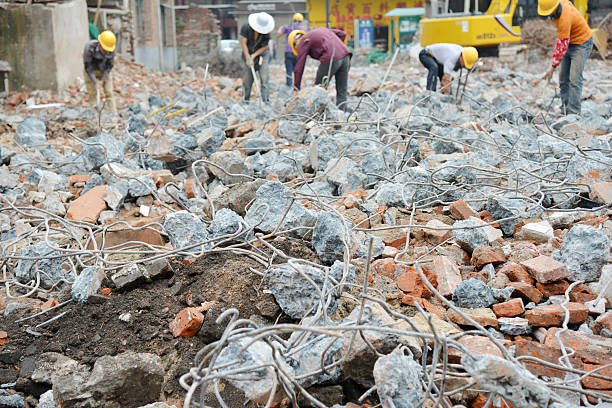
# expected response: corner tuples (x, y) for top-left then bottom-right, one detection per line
(176, 6), (220, 68)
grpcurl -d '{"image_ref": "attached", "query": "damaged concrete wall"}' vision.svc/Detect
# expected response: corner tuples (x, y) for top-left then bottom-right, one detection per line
(176, 6), (220, 69)
(0, 0), (88, 92)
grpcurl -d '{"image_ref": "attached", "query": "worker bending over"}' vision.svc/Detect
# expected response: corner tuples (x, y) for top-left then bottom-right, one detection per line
(83, 30), (117, 114)
(289, 27), (352, 110)
(535, 0), (592, 115)
(240, 12), (275, 103)
(277, 13), (307, 88)
(418, 43), (478, 94)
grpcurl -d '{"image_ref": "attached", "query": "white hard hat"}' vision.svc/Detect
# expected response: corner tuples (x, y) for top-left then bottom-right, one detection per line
(248, 12), (275, 34)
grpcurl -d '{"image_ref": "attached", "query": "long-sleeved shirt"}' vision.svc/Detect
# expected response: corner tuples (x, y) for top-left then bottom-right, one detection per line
(280, 23), (306, 53)
(293, 27), (351, 90)
(551, 0), (592, 67)
(83, 40), (115, 83)
(424, 43), (463, 74)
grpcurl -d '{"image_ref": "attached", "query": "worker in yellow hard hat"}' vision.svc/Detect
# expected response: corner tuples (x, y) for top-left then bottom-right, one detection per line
(418, 44), (478, 94)
(533, 0), (592, 115)
(277, 12), (307, 87)
(83, 30), (117, 114)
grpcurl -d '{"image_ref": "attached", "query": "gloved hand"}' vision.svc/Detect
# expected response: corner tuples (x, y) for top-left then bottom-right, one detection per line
(246, 55), (254, 67)
(533, 67), (555, 87)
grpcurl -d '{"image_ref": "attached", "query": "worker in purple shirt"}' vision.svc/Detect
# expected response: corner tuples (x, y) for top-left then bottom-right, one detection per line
(289, 27), (352, 110)
(276, 13), (306, 87)
(83, 30), (117, 114)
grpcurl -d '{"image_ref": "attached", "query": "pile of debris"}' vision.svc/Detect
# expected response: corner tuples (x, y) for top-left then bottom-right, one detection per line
(0, 48), (611, 408)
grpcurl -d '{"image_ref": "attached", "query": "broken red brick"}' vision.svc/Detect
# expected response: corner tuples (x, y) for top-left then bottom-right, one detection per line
(512, 340), (583, 378)
(492, 298), (525, 317)
(524, 302), (588, 327)
(447, 307), (498, 327)
(41, 298), (59, 311)
(432, 255), (462, 297)
(372, 259), (406, 279)
(448, 335), (505, 364)
(449, 199), (477, 220)
(66, 185), (108, 223)
(100, 288), (111, 295)
(545, 328), (612, 364)
(520, 255), (569, 284)
(500, 263), (534, 285)
(471, 246), (506, 268)
(169, 307), (204, 338)
(591, 312), (612, 336)
(69, 174), (91, 185)
(582, 363), (612, 390)
(400, 295), (446, 318)
(569, 283), (597, 303)
(423, 219), (451, 245)
(507, 281), (543, 304)
(396, 266), (434, 299)
(535, 280), (569, 298)
(0, 331), (7, 345)
(184, 178), (196, 199)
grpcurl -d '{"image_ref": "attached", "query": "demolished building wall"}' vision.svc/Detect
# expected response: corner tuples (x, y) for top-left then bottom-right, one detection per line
(0, 0), (88, 92)
(175, 5), (220, 69)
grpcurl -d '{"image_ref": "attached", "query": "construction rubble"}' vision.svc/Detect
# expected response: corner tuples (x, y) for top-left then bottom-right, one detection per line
(0, 50), (611, 408)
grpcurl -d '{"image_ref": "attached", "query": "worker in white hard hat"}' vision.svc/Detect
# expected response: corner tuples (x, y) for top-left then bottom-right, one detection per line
(240, 12), (275, 102)
(418, 44), (479, 94)
(83, 30), (117, 113)
(277, 12), (307, 87)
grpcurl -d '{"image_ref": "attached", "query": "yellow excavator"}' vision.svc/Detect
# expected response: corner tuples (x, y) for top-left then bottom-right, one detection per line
(420, 0), (607, 58)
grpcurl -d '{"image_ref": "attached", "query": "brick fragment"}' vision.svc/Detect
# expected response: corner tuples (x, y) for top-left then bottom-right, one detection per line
(589, 182), (612, 205)
(41, 298), (59, 311)
(507, 281), (543, 304)
(500, 263), (534, 285)
(520, 255), (569, 284)
(492, 298), (524, 317)
(370, 228), (406, 249)
(545, 328), (612, 364)
(447, 307), (498, 327)
(535, 280), (569, 298)
(582, 363), (612, 390)
(0, 331), (6, 345)
(471, 246), (506, 268)
(432, 255), (462, 297)
(69, 174), (91, 185)
(449, 199), (477, 220)
(524, 302), (588, 326)
(448, 335), (504, 364)
(512, 340), (584, 378)
(396, 266), (435, 299)
(400, 295), (446, 318)
(169, 307), (204, 338)
(423, 219), (451, 245)
(185, 178), (196, 199)
(569, 283), (597, 303)
(590, 311), (612, 336)
(66, 185), (108, 223)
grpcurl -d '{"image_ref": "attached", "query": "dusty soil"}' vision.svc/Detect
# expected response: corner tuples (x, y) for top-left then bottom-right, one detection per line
(0, 237), (319, 402)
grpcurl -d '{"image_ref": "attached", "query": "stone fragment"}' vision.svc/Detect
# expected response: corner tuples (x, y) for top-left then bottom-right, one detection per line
(143, 258), (173, 281)
(553, 224), (610, 282)
(16, 241), (69, 289)
(325, 157), (367, 195)
(433, 255), (462, 297)
(312, 211), (357, 264)
(590, 264), (612, 305)
(66, 185), (108, 223)
(71, 266), (104, 303)
(209, 150), (253, 184)
(208, 208), (252, 243)
(103, 182), (128, 211)
(591, 312), (612, 337)
(111, 263), (145, 290)
(452, 217), (501, 252)
(169, 307), (204, 338)
(213, 179), (265, 217)
(520, 255), (569, 284)
(245, 181), (316, 237)
(498, 317), (531, 335)
(486, 197), (543, 236)
(524, 302), (588, 326)
(82, 132), (125, 170)
(449, 199), (477, 220)
(373, 347), (423, 408)
(128, 175), (156, 197)
(546, 211), (585, 229)
(0, 389), (24, 407)
(277, 119), (306, 143)
(38, 390), (55, 408)
(521, 221), (554, 243)
(452, 278), (495, 308)
(423, 219), (451, 245)
(15, 117), (47, 146)
(590, 182), (612, 205)
(198, 126), (226, 156)
(471, 246), (506, 268)
(492, 298), (524, 317)
(163, 210), (209, 254)
(461, 354), (552, 408)
(507, 282), (543, 304)
(448, 307), (498, 327)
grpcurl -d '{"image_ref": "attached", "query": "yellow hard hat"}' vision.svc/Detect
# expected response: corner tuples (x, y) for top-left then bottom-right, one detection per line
(98, 30), (116, 52)
(293, 12), (304, 22)
(288, 29), (306, 55)
(537, 0), (560, 15)
(461, 46), (478, 69)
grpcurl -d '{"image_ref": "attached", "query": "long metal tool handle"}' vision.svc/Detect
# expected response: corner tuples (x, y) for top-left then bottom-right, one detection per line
(250, 63), (261, 102)
(380, 46), (400, 89)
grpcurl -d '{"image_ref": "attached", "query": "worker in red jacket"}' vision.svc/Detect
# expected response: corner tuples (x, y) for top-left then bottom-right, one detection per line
(534, 0), (593, 114)
(289, 27), (352, 110)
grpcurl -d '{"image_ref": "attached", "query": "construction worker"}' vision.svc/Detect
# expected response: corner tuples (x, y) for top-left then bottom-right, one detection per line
(289, 27), (352, 110)
(240, 12), (275, 103)
(418, 44), (478, 94)
(83, 30), (117, 114)
(277, 13), (307, 87)
(534, 0), (593, 115)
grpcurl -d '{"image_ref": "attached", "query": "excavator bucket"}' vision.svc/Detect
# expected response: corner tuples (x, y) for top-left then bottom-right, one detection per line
(592, 28), (608, 59)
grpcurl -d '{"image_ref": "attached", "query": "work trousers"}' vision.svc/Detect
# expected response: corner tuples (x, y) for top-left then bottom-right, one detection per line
(559, 36), (593, 115)
(419, 49), (444, 91)
(84, 68), (116, 113)
(315, 55), (351, 110)
(243, 53), (270, 102)
(285, 52), (297, 87)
